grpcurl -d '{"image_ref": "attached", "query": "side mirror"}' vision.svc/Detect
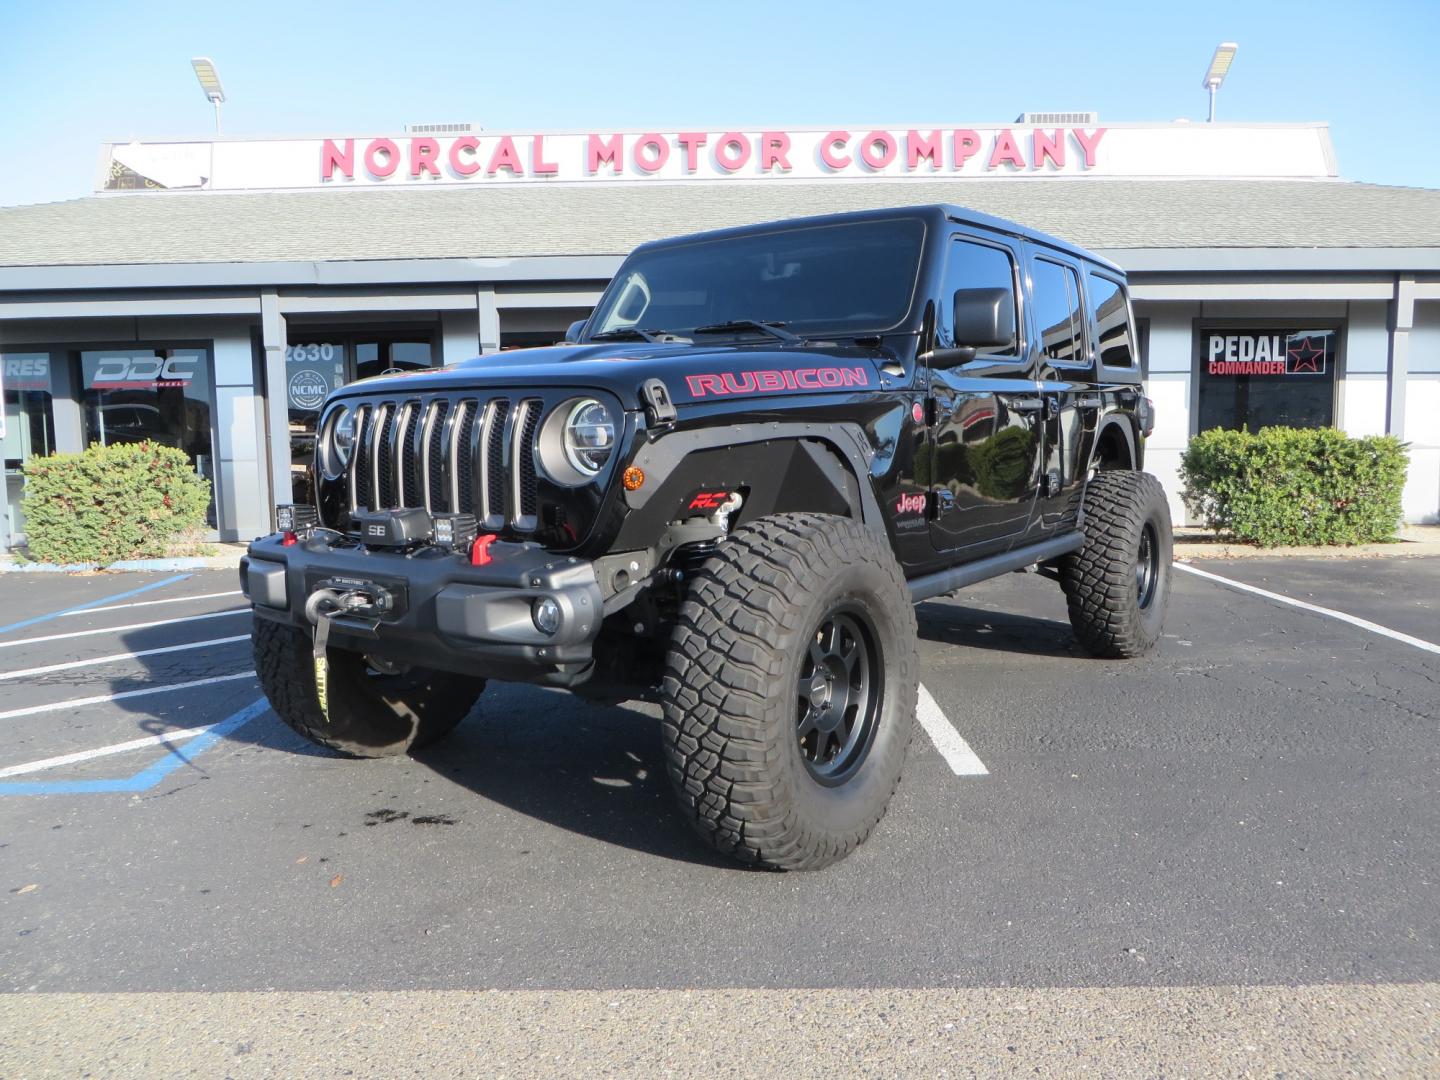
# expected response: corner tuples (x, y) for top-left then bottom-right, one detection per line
(564, 318), (589, 343)
(927, 288), (1016, 369)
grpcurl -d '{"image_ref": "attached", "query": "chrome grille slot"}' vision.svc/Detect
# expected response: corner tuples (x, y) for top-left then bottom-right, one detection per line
(350, 404), (373, 511)
(422, 400), (451, 513)
(512, 399), (541, 532)
(375, 404), (398, 509)
(450, 400), (477, 514)
(484, 399), (512, 529)
(394, 402), (420, 507)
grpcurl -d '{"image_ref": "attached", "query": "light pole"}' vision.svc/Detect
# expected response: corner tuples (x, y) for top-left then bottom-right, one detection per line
(1202, 42), (1238, 122)
(190, 57), (226, 135)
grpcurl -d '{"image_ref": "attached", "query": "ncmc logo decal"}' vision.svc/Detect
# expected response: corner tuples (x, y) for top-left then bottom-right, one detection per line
(288, 369), (330, 411)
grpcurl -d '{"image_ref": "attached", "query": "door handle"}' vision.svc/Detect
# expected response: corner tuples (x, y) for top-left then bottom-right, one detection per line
(1006, 398), (1044, 412)
(1076, 395), (1103, 409)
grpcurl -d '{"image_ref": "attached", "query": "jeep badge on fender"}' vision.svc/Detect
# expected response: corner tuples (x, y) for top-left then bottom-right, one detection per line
(242, 205), (1169, 871)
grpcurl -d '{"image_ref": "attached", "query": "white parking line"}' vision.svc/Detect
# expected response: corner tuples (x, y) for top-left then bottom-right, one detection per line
(56, 590), (243, 617)
(0, 608), (249, 650)
(1175, 563), (1440, 655)
(0, 634), (252, 682)
(0, 724), (221, 778)
(0, 671), (258, 721)
(916, 683), (989, 776)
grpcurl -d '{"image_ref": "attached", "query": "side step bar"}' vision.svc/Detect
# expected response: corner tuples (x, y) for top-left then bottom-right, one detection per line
(907, 531), (1085, 604)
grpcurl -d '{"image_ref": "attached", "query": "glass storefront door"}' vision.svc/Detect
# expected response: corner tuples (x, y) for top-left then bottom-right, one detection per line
(78, 346), (217, 525)
(284, 333), (437, 502)
(2, 352), (58, 542)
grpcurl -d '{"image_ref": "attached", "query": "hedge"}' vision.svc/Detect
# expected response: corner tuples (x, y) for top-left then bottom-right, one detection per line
(22, 441), (212, 564)
(1179, 427), (1408, 547)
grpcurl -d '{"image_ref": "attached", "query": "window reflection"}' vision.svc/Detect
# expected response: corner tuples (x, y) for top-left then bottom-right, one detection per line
(78, 347), (214, 525)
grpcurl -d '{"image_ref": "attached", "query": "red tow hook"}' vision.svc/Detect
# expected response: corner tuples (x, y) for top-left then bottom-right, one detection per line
(470, 533), (499, 566)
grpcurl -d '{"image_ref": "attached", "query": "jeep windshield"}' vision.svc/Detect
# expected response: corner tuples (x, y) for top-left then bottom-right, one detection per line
(588, 218), (925, 341)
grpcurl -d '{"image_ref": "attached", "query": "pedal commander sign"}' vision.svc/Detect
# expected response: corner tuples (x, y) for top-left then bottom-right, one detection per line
(96, 124), (1337, 193)
(1205, 330), (1333, 376)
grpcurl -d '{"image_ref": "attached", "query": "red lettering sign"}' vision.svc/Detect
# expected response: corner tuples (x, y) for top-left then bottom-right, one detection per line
(315, 127), (1112, 183)
(684, 366), (870, 398)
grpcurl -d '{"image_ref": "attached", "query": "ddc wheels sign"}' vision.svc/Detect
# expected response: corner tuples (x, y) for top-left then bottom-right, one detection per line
(86, 353), (200, 390)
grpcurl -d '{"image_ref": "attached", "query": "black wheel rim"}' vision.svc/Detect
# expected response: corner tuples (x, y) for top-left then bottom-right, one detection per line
(1135, 522), (1160, 609)
(796, 608), (882, 785)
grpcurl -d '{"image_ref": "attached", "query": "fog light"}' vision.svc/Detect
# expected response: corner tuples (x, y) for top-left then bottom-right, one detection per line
(532, 596), (561, 635)
(432, 512), (478, 552)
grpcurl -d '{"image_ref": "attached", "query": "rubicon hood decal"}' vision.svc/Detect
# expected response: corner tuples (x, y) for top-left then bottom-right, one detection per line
(684, 365), (872, 399)
(337, 342), (883, 409)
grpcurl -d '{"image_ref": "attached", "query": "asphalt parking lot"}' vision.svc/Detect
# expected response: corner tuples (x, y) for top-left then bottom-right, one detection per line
(1, 555), (1437, 1074)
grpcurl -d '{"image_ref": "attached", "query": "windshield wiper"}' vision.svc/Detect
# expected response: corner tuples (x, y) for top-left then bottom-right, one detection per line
(589, 327), (666, 343)
(692, 319), (801, 344)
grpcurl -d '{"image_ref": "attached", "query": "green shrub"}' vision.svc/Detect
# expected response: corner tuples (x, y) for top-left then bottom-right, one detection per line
(22, 441), (212, 564)
(1180, 427), (1408, 547)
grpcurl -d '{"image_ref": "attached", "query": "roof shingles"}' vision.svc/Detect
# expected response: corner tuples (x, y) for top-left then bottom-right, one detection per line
(1, 179), (1438, 267)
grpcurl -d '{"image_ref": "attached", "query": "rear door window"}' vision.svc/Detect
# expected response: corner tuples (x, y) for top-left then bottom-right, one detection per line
(1029, 258), (1086, 367)
(1087, 273), (1135, 368)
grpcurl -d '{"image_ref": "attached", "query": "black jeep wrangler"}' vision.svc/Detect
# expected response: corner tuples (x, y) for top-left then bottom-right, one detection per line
(243, 205), (1170, 870)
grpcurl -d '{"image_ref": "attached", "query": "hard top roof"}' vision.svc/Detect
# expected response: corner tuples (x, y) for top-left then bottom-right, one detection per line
(630, 204), (1126, 275)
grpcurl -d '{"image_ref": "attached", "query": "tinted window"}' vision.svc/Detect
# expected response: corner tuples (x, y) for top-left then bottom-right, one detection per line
(2, 353), (56, 470)
(938, 238), (1018, 355)
(591, 219), (925, 336)
(1031, 258), (1084, 365)
(1088, 273), (1134, 367)
(79, 347), (215, 526)
(1198, 329), (1336, 433)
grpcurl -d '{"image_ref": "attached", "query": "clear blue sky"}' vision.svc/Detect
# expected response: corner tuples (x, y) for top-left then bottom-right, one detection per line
(1, 0), (1437, 207)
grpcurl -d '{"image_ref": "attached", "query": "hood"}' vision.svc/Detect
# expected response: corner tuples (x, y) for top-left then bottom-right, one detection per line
(327, 341), (890, 410)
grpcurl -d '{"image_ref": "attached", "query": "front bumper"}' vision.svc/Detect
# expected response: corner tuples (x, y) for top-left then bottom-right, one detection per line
(242, 532), (603, 684)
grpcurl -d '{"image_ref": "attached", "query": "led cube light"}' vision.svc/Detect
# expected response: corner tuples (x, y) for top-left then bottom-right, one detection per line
(275, 504), (319, 534)
(432, 512), (478, 552)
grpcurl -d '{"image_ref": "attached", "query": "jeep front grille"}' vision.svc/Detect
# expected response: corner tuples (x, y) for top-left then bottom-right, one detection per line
(347, 395), (543, 533)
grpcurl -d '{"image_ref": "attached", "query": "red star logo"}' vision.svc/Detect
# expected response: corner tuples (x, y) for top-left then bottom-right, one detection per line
(1286, 337), (1325, 374)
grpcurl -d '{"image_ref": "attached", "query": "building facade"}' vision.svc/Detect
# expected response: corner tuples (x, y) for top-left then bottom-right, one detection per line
(2, 121), (1438, 550)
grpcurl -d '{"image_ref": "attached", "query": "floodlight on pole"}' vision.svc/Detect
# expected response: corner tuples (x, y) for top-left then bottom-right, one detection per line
(191, 57), (226, 135)
(1201, 42), (1238, 123)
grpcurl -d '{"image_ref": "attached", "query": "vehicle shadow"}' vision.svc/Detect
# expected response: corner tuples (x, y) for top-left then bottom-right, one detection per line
(106, 612), (734, 867)
(98, 585), (1063, 867)
(915, 598), (1083, 658)
(412, 686), (746, 870)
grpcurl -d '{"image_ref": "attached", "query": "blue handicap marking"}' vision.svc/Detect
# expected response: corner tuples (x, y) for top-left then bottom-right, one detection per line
(0, 699), (270, 796)
(0, 573), (193, 636)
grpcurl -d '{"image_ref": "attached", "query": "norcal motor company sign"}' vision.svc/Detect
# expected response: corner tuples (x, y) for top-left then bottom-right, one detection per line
(317, 128), (1109, 182)
(98, 123), (1337, 193)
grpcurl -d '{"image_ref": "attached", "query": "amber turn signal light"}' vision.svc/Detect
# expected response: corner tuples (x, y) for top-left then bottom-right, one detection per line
(622, 466), (645, 491)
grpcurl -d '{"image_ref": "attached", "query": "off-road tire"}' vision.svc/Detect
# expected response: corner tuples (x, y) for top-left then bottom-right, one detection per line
(660, 513), (918, 871)
(252, 616), (485, 757)
(1060, 470), (1172, 658)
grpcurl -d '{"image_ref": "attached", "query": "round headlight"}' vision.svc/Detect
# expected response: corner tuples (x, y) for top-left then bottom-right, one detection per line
(563, 399), (615, 476)
(321, 407), (355, 479)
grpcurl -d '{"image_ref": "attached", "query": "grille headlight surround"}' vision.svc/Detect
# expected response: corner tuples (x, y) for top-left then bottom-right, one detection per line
(538, 397), (617, 486)
(319, 406), (356, 480)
